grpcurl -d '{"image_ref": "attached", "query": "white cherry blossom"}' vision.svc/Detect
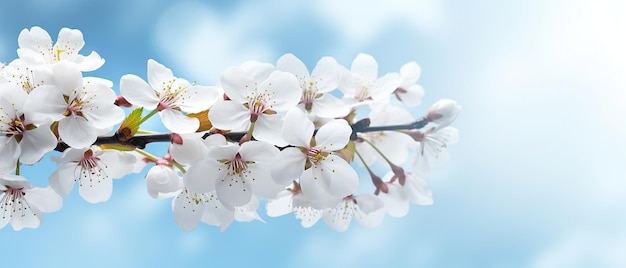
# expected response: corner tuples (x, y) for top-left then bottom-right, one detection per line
(184, 141), (282, 208)
(209, 66), (300, 145)
(120, 59), (220, 134)
(0, 174), (62, 231)
(277, 53), (349, 118)
(393, 61), (425, 106)
(271, 108), (358, 202)
(377, 172), (433, 218)
(339, 53), (401, 107)
(25, 62), (124, 149)
(355, 103), (417, 166)
(0, 83), (57, 172)
(17, 26), (104, 71)
(145, 165), (182, 199)
(49, 146), (138, 203)
(410, 126), (460, 178)
(426, 99), (462, 130)
(265, 183), (325, 228)
(322, 194), (385, 232)
(1, 59), (54, 93)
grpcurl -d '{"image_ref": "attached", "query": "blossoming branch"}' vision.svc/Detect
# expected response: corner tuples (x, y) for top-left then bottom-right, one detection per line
(0, 26), (461, 232)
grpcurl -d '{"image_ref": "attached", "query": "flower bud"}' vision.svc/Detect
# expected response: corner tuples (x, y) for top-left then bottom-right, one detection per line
(425, 99), (460, 129)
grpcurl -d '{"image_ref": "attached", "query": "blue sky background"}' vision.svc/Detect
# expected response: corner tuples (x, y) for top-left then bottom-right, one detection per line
(1, 0), (625, 267)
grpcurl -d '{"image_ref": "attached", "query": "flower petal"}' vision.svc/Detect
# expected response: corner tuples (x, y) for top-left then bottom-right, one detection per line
(277, 53), (309, 79)
(315, 119), (351, 151)
(281, 108), (314, 147)
(18, 123), (57, 165)
(260, 70), (301, 111)
(173, 189), (204, 231)
(58, 116), (97, 149)
(25, 187), (63, 213)
(322, 200), (354, 232)
(310, 94), (350, 118)
(176, 85), (220, 113)
(0, 137), (20, 173)
(311, 56), (339, 93)
(216, 174), (252, 207)
(208, 101), (249, 131)
(159, 108), (199, 134)
(351, 53), (377, 81)
(48, 165), (76, 197)
(270, 147), (306, 186)
(183, 158), (222, 194)
(120, 74), (159, 110)
(147, 59), (174, 93)
(319, 155), (358, 198)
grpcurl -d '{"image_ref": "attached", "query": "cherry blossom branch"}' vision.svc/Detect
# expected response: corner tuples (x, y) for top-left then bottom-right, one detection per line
(53, 117), (431, 152)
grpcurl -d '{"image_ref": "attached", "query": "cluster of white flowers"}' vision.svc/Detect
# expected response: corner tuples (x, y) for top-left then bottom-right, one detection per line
(0, 27), (460, 232)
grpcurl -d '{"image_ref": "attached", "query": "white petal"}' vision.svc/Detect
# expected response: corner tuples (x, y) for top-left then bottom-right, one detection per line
(220, 67), (257, 104)
(24, 85), (67, 124)
(310, 56), (339, 93)
(397, 84), (424, 107)
(405, 175), (433, 205)
(277, 53), (309, 79)
(201, 191), (235, 227)
(183, 158), (222, 194)
(270, 148), (306, 186)
(208, 101), (249, 131)
(251, 114), (287, 146)
(78, 173), (113, 204)
(371, 72), (401, 101)
(176, 85), (220, 113)
(281, 108), (314, 147)
(310, 94), (350, 118)
(261, 71), (301, 111)
(173, 189), (204, 231)
(58, 116), (97, 149)
(351, 53), (378, 81)
(98, 150), (138, 178)
(216, 174), (252, 207)
(294, 206), (322, 228)
(74, 51), (105, 71)
(265, 190), (293, 217)
(146, 166), (181, 198)
(159, 109), (199, 134)
(246, 164), (283, 199)
(239, 141), (278, 163)
(169, 134), (208, 165)
(378, 184), (411, 218)
(56, 28), (85, 55)
(240, 61), (275, 83)
(147, 59), (174, 92)
(18, 123), (57, 165)
(354, 198), (385, 229)
(48, 165), (77, 197)
(400, 61), (421, 86)
(120, 74), (159, 109)
(51, 62), (84, 91)
(322, 200), (354, 232)
(0, 137), (20, 172)
(25, 187), (63, 213)
(10, 205), (42, 231)
(315, 119), (351, 151)
(319, 155), (359, 198)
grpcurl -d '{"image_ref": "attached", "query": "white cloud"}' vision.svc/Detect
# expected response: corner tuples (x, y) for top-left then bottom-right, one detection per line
(312, 0), (444, 45)
(153, 1), (275, 84)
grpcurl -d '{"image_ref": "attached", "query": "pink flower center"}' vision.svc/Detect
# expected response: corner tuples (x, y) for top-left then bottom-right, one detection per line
(224, 154), (249, 175)
(64, 95), (84, 117)
(75, 150), (107, 187)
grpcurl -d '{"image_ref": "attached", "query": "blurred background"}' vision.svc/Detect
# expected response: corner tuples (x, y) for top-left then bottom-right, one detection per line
(1, 0), (625, 267)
